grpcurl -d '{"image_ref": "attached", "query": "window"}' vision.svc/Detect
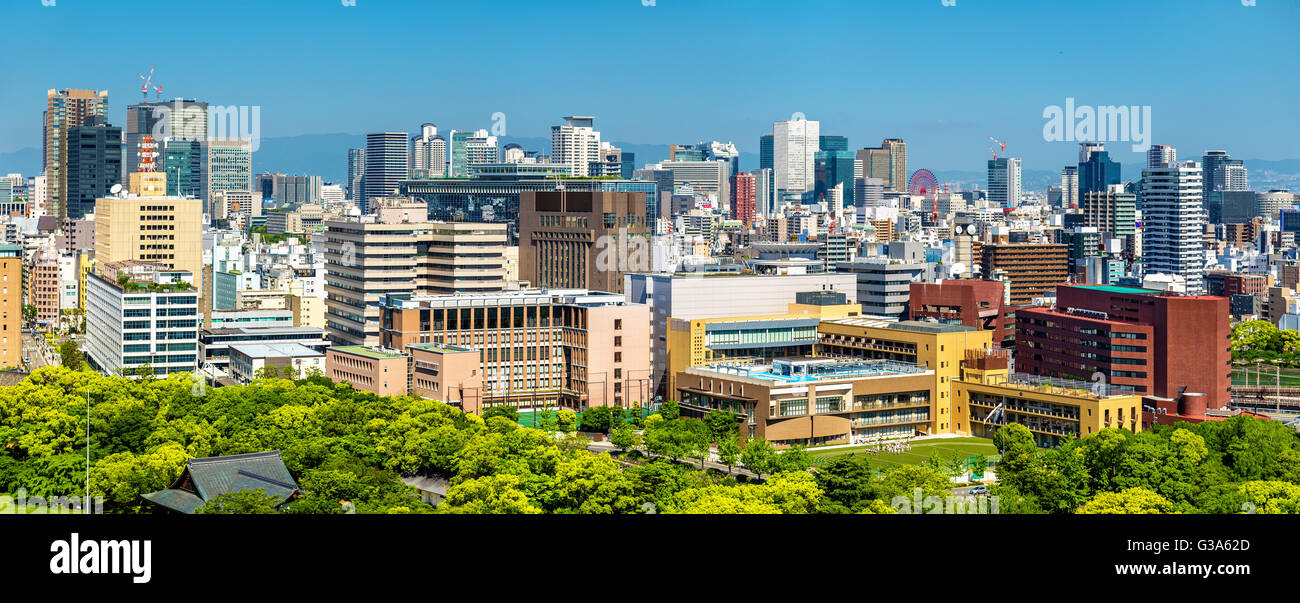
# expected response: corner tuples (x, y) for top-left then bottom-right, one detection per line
(779, 398), (808, 417)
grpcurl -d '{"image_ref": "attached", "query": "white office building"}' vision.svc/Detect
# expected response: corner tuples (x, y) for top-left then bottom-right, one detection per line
(773, 119), (820, 196)
(1141, 160), (1205, 295)
(411, 123), (447, 178)
(85, 261), (199, 378)
(550, 115), (602, 177)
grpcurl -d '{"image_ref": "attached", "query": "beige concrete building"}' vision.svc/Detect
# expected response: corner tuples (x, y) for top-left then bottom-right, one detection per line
(323, 199), (508, 345)
(94, 171), (203, 286)
(409, 343), (484, 412)
(326, 345), (409, 397)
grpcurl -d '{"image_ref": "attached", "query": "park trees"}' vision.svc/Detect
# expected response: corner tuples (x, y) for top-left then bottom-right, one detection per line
(1078, 487), (1174, 514)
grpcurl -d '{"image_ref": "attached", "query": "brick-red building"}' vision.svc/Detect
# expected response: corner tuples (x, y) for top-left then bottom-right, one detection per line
(1015, 284), (1231, 406)
(908, 280), (1015, 348)
(731, 172), (756, 226)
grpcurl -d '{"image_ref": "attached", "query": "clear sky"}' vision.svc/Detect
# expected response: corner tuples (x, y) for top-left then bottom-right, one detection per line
(2, 0), (1297, 172)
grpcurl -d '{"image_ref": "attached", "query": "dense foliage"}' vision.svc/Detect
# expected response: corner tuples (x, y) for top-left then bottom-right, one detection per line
(4, 366), (1297, 514)
(1231, 320), (1300, 365)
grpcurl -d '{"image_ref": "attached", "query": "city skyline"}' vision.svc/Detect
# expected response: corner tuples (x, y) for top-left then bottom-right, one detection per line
(1, 0), (1297, 177)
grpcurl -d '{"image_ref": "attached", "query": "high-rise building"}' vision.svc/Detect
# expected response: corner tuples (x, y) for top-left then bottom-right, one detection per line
(1141, 160), (1205, 295)
(1079, 147), (1121, 196)
(125, 100), (208, 175)
(44, 89), (109, 217)
(203, 138), (253, 206)
(857, 147), (892, 189)
(263, 174), (322, 207)
(0, 245), (20, 368)
(1081, 186), (1137, 243)
(518, 190), (650, 294)
(759, 134), (774, 171)
(362, 132), (408, 213)
(550, 116), (602, 177)
(322, 199), (508, 346)
(731, 172), (756, 225)
(819, 135), (849, 152)
(347, 148), (365, 201)
(1147, 144), (1176, 168)
(449, 129), (498, 178)
(881, 138), (907, 193)
(986, 157), (1022, 208)
(1201, 150), (1247, 199)
(162, 139), (203, 200)
(95, 171), (204, 283)
(815, 150), (857, 208)
(979, 243), (1069, 305)
(773, 119), (819, 196)
(64, 118), (122, 220)
(1061, 166), (1079, 207)
(410, 123), (447, 178)
(1078, 142), (1104, 164)
(1016, 284), (1230, 408)
(658, 160), (731, 210)
(753, 168), (775, 217)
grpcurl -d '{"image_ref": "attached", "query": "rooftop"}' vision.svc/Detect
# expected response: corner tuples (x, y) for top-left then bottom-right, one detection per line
(1071, 284), (1162, 296)
(381, 288), (635, 309)
(230, 343), (325, 359)
(690, 357), (931, 385)
(407, 343), (477, 354)
(330, 345), (406, 359)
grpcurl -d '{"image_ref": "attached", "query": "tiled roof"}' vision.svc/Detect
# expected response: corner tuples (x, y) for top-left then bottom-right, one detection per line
(142, 450), (298, 514)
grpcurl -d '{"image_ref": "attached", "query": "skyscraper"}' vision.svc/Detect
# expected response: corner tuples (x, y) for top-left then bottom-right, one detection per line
(881, 138), (907, 193)
(987, 157), (1022, 208)
(772, 119), (819, 197)
(1078, 146), (1121, 196)
(815, 150), (857, 207)
(856, 147), (892, 188)
(95, 170), (204, 283)
(449, 129), (498, 178)
(759, 134), (774, 171)
(731, 172), (757, 225)
(125, 99), (208, 176)
(347, 148), (365, 201)
(163, 139), (203, 199)
(1061, 166), (1079, 207)
(43, 89), (108, 217)
(1147, 144), (1176, 168)
(1203, 150), (1247, 197)
(1142, 160), (1205, 295)
(64, 117), (122, 220)
(1078, 141), (1104, 164)
(203, 138), (253, 208)
(550, 116), (602, 177)
(410, 123), (447, 178)
(362, 132), (409, 213)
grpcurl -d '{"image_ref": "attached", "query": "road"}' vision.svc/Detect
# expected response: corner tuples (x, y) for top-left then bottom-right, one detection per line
(21, 331), (55, 370)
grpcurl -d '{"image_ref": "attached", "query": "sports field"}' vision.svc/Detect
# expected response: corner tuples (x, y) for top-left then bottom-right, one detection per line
(807, 437), (998, 469)
(1232, 365), (1300, 387)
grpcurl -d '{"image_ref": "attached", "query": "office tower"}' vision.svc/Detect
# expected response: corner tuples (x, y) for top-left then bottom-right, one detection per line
(658, 160), (731, 210)
(43, 89), (109, 217)
(815, 150), (857, 207)
(410, 123), (447, 178)
(633, 168), (674, 224)
(125, 100), (208, 175)
(95, 171), (204, 283)
(759, 134), (774, 171)
(263, 174), (322, 207)
(986, 157), (1022, 208)
(378, 289), (650, 410)
(837, 242), (935, 319)
(707, 141), (740, 178)
(84, 260), (199, 378)
(1147, 144), (1176, 168)
(670, 144), (705, 161)
(64, 118), (122, 220)
(1222, 164), (1248, 191)
(856, 146), (894, 189)
(1202, 150), (1239, 198)
(854, 177), (886, 209)
(1256, 190), (1292, 221)
(347, 148), (365, 201)
(753, 168), (775, 216)
(0, 245), (19, 367)
(819, 135), (849, 152)
(731, 172), (756, 225)
(1078, 141), (1104, 164)
(519, 190), (650, 294)
(1081, 187), (1137, 242)
(163, 139), (203, 199)
(1078, 146), (1121, 196)
(1141, 160), (1205, 295)
(772, 119), (819, 197)
(449, 129), (498, 178)
(550, 116), (602, 177)
(202, 138), (252, 207)
(979, 243), (1069, 304)
(322, 200), (508, 346)
(362, 132), (408, 213)
(1061, 166), (1079, 207)
(881, 139), (907, 193)
(1016, 284), (1230, 408)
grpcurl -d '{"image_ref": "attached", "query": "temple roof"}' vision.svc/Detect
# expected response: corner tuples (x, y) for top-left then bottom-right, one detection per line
(142, 450), (299, 514)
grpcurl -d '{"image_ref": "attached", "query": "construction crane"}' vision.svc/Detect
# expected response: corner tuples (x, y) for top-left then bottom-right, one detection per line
(136, 65), (163, 101)
(988, 146), (998, 160)
(988, 136), (1007, 154)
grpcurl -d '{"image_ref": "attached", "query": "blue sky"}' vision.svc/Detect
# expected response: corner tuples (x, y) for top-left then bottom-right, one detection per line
(2, 0), (1297, 172)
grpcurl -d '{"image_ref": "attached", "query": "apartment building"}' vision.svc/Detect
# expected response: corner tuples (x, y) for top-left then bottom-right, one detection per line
(979, 242), (1069, 304)
(0, 245), (20, 368)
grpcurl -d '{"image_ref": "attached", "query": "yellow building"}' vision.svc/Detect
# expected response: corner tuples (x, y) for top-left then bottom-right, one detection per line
(952, 349), (1142, 447)
(666, 291), (861, 395)
(816, 318), (994, 434)
(0, 245), (22, 368)
(94, 171), (203, 285)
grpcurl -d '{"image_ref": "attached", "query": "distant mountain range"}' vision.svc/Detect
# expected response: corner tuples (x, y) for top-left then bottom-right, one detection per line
(2, 136), (1295, 192)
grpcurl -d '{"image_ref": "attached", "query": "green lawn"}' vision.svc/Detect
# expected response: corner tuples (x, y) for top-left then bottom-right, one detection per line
(1231, 365), (1300, 387)
(807, 437), (998, 469)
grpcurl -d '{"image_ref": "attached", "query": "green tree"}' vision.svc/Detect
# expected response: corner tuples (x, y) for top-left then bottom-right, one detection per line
(1079, 487), (1174, 514)
(481, 406), (520, 424)
(814, 454), (880, 513)
(194, 488), (283, 514)
(704, 409), (738, 442)
(773, 444), (812, 473)
(555, 409), (578, 433)
(439, 474), (542, 514)
(58, 340), (84, 370)
(740, 438), (777, 477)
(716, 433), (741, 474)
(609, 423), (642, 452)
(658, 399), (680, 420)
(580, 405), (615, 433)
